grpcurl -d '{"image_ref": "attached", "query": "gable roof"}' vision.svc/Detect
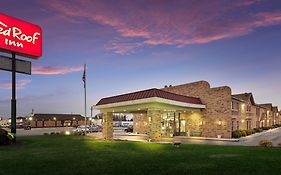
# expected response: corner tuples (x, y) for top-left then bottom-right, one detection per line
(96, 88), (203, 106)
(33, 114), (84, 121)
(259, 103), (273, 110)
(232, 93), (255, 105)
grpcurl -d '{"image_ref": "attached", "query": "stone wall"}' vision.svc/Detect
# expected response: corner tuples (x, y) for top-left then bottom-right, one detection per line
(163, 81), (232, 138)
(147, 109), (162, 141)
(102, 113), (113, 140)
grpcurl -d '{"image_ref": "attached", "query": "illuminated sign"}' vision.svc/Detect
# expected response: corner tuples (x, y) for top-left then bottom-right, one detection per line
(0, 13), (42, 59)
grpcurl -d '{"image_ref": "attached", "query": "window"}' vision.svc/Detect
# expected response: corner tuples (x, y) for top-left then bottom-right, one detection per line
(246, 120), (251, 129)
(231, 101), (239, 111)
(256, 108), (260, 116)
(246, 105), (251, 112)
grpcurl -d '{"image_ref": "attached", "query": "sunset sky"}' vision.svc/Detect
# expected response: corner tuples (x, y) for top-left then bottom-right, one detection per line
(1, 0), (281, 117)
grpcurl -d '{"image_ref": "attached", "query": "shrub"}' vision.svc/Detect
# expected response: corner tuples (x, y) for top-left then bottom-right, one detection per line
(0, 129), (8, 145)
(245, 130), (253, 135)
(254, 128), (263, 133)
(0, 129), (15, 145)
(50, 132), (56, 135)
(259, 140), (272, 147)
(240, 130), (247, 137)
(278, 143), (281, 147)
(43, 133), (49, 135)
(261, 127), (271, 130)
(251, 129), (256, 134)
(232, 130), (241, 138)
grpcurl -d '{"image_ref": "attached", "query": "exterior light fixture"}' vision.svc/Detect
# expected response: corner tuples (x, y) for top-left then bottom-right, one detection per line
(140, 113), (143, 116)
(73, 117), (76, 120)
(138, 108), (141, 111)
(53, 117), (56, 120)
(241, 119), (245, 123)
(123, 109), (126, 112)
(161, 126), (165, 130)
(148, 117), (151, 122)
(218, 120), (222, 126)
(184, 111), (186, 113)
(199, 121), (203, 126)
(28, 117), (33, 121)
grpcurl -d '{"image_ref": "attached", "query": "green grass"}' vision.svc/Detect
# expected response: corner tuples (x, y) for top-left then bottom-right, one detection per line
(1, 136), (281, 175)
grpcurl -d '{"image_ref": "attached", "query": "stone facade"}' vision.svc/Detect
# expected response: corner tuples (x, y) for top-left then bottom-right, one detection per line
(231, 93), (258, 130)
(102, 113), (113, 140)
(162, 81), (232, 138)
(147, 110), (162, 141)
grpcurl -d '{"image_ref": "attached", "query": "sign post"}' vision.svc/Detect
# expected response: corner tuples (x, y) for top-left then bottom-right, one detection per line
(0, 13), (42, 135)
(11, 52), (16, 134)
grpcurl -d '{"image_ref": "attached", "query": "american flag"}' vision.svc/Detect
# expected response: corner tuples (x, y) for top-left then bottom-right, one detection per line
(82, 64), (86, 88)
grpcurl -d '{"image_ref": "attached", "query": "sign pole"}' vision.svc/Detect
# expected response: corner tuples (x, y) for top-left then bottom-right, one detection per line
(11, 52), (16, 134)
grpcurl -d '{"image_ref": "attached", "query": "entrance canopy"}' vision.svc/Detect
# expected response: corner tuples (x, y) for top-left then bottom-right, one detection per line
(95, 88), (205, 113)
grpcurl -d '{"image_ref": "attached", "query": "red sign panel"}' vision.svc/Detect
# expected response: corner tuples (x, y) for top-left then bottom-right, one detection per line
(0, 13), (42, 59)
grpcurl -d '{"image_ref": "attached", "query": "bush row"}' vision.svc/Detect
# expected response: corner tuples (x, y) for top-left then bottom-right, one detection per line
(232, 129), (256, 138)
(232, 124), (281, 138)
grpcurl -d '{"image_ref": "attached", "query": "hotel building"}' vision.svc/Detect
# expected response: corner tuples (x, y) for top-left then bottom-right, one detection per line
(95, 81), (279, 141)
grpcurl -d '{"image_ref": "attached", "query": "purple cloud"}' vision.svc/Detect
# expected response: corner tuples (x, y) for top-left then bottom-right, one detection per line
(0, 79), (32, 89)
(32, 65), (83, 75)
(44, 0), (281, 54)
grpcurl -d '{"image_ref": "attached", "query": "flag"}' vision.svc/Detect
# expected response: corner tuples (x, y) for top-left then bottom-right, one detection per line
(82, 64), (86, 88)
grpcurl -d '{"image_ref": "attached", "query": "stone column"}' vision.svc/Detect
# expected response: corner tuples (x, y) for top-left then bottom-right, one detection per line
(147, 109), (162, 142)
(102, 112), (113, 140)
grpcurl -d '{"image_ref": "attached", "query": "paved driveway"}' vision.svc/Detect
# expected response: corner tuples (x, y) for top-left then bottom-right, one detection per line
(238, 127), (281, 146)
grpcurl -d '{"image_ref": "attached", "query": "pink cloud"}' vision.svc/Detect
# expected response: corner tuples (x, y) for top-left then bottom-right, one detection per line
(32, 66), (83, 75)
(46, 0), (281, 54)
(0, 80), (32, 90)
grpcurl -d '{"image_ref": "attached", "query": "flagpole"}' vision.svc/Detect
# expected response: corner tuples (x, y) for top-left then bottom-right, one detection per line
(84, 64), (87, 136)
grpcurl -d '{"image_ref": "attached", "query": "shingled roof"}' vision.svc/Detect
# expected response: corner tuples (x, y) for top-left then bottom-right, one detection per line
(232, 93), (255, 105)
(33, 114), (84, 121)
(96, 88), (203, 106)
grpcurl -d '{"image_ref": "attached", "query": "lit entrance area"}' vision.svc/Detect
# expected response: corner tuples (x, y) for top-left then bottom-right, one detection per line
(161, 111), (204, 137)
(94, 88), (205, 142)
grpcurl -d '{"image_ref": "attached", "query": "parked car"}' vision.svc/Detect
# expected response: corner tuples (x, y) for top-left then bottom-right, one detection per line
(88, 125), (99, 132)
(73, 125), (89, 133)
(23, 125), (31, 130)
(96, 125), (103, 132)
(124, 125), (133, 132)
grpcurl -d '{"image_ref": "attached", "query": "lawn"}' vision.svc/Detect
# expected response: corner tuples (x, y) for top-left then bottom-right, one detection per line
(1, 136), (281, 175)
